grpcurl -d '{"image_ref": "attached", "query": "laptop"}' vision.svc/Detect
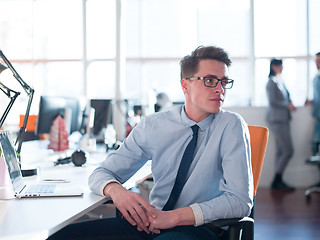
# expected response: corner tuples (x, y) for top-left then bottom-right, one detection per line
(0, 130), (83, 198)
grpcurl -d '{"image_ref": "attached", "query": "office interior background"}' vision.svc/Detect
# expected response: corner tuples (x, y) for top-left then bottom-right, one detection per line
(0, 0), (320, 188)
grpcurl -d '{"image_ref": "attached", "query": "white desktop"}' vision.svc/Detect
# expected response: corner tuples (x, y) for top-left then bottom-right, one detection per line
(0, 140), (151, 240)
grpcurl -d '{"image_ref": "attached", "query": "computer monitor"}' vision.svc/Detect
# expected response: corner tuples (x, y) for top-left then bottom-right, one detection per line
(90, 99), (113, 135)
(36, 96), (84, 135)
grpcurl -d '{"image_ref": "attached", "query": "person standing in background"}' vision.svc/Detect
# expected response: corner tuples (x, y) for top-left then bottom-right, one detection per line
(154, 92), (172, 112)
(310, 52), (320, 156)
(305, 52), (320, 187)
(266, 58), (296, 191)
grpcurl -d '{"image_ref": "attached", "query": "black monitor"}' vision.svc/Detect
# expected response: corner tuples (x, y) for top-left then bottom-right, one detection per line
(36, 96), (84, 135)
(90, 99), (113, 135)
(133, 105), (143, 116)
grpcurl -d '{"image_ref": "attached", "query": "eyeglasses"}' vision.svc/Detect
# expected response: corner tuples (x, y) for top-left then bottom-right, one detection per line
(186, 77), (234, 89)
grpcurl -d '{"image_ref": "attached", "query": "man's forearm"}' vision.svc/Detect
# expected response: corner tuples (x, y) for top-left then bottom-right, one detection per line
(148, 206), (196, 231)
(172, 206), (196, 226)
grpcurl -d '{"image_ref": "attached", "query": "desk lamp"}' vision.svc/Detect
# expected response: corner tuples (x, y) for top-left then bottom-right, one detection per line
(0, 75), (20, 127)
(0, 50), (36, 177)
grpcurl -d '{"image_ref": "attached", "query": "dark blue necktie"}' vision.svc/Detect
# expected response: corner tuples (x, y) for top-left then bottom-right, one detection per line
(163, 124), (199, 211)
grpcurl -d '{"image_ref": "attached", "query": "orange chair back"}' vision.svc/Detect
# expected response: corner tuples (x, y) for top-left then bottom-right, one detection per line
(248, 125), (269, 196)
(19, 115), (37, 132)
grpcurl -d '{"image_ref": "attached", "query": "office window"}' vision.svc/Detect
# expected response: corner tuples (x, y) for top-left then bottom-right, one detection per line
(86, 0), (116, 99)
(254, 0), (307, 57)
(35, 62), (83, 97)
(197, 0), (251, 106)
(125, 0), (251, 106)
(254, 0), (309, 106)
(255, 59), (270, 106)
(197, 0), (250, 57)
(0, 0), (117, 126)
(87, 61), (116, 99)
(125, 62), (141, 102)
(144, 61), (182, 100)
(283, 59), (308, 105)
(1, 0), (319, 126)
(126, 0), (198, 106)
(308, 0), (320, 55)
(140, 0), (197, 58)
(0, 0), (33, 59)
(226, 60), (251, 106)
(86, 0), (116, 59)
(33, 0), (83, 59)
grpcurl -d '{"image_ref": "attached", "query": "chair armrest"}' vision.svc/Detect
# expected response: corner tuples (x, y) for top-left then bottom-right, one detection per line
(208, 217), (254, 240)
(209, 217), (254, 228)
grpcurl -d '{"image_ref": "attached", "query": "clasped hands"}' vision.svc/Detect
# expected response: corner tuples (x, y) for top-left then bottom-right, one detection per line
(105, 183), (176, 234)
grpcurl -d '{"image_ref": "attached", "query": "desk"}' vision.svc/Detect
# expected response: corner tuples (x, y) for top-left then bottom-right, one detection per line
(0, 140), (151, 240)
(0, 188), (106, 240)
(0, 149), (107, 240)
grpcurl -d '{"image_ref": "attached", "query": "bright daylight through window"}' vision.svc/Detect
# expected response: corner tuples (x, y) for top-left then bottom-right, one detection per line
(0, 0), (319, 125)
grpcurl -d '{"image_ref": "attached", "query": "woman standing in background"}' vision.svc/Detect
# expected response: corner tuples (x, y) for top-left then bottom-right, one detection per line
(266, 58), (296, 191)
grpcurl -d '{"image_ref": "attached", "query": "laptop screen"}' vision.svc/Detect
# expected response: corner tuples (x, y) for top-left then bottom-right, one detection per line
(0, 131), (24, 191)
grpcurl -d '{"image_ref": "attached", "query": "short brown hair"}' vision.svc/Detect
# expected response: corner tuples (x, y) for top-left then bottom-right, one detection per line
(180, 45), (232, 80)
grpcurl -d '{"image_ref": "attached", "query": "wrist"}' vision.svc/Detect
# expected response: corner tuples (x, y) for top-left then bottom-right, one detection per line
(170, 210), (181, 227)
(103, 182), (123, 198)
(171, 207), (195, 227)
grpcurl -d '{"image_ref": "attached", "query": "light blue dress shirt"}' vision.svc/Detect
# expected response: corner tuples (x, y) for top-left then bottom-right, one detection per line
(89, 105), (253, 226)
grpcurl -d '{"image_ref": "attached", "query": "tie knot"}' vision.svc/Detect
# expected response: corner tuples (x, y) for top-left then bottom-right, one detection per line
(191, 125), (199, 135)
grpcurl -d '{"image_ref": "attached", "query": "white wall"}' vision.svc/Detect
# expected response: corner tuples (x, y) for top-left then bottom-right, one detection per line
(225, 105), (319, 188)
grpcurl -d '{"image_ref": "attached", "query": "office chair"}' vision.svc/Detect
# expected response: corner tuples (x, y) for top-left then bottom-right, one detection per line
(209, 125), (269, 240)
(111, 125), (268, 240)
(305, 153), (320, 201)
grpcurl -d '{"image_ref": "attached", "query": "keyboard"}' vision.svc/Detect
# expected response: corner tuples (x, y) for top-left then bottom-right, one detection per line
(25, 184), (56, 194)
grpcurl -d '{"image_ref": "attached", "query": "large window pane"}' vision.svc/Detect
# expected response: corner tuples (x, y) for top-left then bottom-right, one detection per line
(0, 0), (33, 59)
(144, 61), (182, 103)
(198, 0), (251, 57)
(1, 0), (317, 112)
(309, 0), (320, 55)
(139, 0), (198, 58)
(87, 61), (115, 99)
(33, 0), (83, 59)
(126, 62), (142, 101)
(87, 0), (116, 59)
(34, 62), (83, 98)
(0, 61), (83, 125)
(255, 59), (270, 106)
(282, 59), (307, 106)
(126, 0), (142, 58)
(224, 60), (251, 106)
(255, 0), (307, 57)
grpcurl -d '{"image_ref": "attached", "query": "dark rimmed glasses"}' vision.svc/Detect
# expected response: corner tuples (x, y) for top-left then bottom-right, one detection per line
(186, 77), (234, 89)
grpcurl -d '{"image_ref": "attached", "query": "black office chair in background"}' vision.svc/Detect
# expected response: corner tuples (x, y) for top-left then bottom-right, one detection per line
(305, 145), (320, 201)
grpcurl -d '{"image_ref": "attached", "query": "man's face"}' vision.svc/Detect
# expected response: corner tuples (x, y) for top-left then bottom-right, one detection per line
(181, 59), (229, 122)
(316, 55), (320, 71)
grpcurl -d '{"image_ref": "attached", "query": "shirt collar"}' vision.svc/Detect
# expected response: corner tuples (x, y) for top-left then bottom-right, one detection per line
(180, 106), (216, 131)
